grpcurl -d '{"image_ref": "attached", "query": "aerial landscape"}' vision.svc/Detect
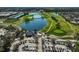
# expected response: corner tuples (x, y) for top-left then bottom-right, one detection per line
(0, 7), (79, 52)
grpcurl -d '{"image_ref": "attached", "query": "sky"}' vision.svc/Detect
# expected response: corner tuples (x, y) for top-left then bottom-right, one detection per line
(0, 0), (79, 7)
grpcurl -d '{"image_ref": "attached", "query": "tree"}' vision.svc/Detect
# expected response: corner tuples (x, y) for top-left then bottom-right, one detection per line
(74, 42), (79, 52)
(74, 32), (79, 40)
(56, 22), (60, 29)
(23, 16), (31, 22)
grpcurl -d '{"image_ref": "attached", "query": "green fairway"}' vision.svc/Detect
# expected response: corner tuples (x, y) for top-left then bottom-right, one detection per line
(51, 28), (66, 36)
(40, 12), (67, 36)
(40, 12), (78, 37)
(40, 12), (56, 33)
(53, 14), (74, 34)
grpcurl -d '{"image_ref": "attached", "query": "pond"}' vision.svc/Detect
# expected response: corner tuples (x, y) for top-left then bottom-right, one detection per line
(19, 13), (47, 31)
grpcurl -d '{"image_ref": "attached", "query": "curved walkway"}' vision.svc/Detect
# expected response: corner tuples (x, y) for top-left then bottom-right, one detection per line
(46, 23), (53, 33)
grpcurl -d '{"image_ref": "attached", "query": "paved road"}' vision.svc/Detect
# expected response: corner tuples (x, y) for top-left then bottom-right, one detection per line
(38, 37), (42, 52)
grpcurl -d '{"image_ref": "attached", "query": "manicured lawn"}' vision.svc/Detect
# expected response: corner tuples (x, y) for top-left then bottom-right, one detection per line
(52, 13), (74, 35)
(40, 12), (66, 36)
(40, 12), (77, 36)
(51, 28), (66, 36)
(54, 14), (79, 36)
(40, 12), (56, 33)
(3, 15), (32, 26)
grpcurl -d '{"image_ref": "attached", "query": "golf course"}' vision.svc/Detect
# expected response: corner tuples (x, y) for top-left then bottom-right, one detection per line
(2, 12), (79, 37)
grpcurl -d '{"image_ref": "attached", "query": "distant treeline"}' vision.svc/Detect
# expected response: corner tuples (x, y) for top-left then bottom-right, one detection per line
(0, 7), (79, 12)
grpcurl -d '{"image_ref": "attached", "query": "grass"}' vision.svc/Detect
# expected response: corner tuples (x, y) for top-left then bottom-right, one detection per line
(3, 12), (79, 37)
(3, 15), (32, 27)
(52, 13), (74, 35)
(54, 13), (79, 37)
(40, 12), (67, 36)
(40, 12), (79, 37)
(40, 12), (56, 33)
(51, 28), (66, 36)
(3, 18), (18, 25)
